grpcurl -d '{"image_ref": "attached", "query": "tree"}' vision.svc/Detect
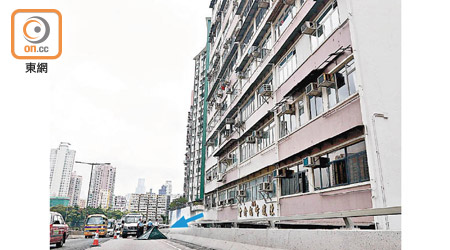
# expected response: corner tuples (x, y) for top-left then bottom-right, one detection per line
(169, 197), (188, 210)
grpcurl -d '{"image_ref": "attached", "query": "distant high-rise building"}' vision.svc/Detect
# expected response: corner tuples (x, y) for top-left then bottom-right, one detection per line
(158, 181), (172, 196)
(68, 172), (82, 207)
(112, 195), (128, 212)
(50, 142), (76, 198)
(87, 164), (116, 208)
(135, 178), (146, 194)
(128, 192), (168, 222)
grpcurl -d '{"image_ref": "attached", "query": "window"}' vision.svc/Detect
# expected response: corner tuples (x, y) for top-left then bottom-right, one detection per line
(227, 187), (237, 204)
(279, 113), (296, 138)
(327, 59), (357, 108)
(313, 141), (369, 190)
(219, 191), (227, 203)
(309, 95), (323, 119)
(298, 98), (307, 127)
(275, 6), (297, 40)
(257, 121), (275, 152)
(240, 141), (255, 162)
(240, 95), (256, 121)
(311, 1), (341, 51)
(240, 174), (273, 202)
(278, 50), (297, 84)
(281, 164), (309, 196)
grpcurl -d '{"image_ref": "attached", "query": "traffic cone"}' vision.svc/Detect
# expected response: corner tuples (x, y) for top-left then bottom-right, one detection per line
(113, 231), (117, 239)
(91, 229), (100, 247)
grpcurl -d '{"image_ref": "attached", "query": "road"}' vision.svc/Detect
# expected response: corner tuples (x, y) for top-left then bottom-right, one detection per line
(50, 237), (110, 250)
(50, 236), (211, 250)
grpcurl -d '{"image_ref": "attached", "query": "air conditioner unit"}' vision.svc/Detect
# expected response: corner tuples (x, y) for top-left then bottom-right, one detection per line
(237, 190), (246, 197)
(317, 73), (336, 88)
(245, 136), (256, 144)
(281, 103), (295, 114)
(261, 84), (272, 96)
(217, 173), (225, 182)
(207, 140), (215, 146)
(234, 118), (243, 128)
(217, 89), (224, 98)
(259, 182), (272, 192)
(223, 43), (229, 50)
(215, 102), (223, 110)
(233, 0), (239, 8)
(226, 153), (234, 161)
(306, 82), (321, 96)
(238, 71), (248, 79)
(303, 156), (329, 167)
(274, 168), (294, 178)
(207, 175), (212, 181)
(218, 200), (226, 206)
(258, 0), (270, 9)
(226, 118), (235, 124)
(249, 46), (261, 58)
(227, 198), (235, 204)
(301, 21), (317, 35)
(226, 87), (233, 94)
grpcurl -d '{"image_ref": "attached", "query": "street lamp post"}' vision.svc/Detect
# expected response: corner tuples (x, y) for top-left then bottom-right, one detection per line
(75, 161), (110, 208)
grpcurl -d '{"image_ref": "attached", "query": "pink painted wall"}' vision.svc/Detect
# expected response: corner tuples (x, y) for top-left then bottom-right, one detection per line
(280, 184), (373, 224)
(276, 21), (353, 100)
(278, 98), (363, 161)
(217, 205), (239, 221)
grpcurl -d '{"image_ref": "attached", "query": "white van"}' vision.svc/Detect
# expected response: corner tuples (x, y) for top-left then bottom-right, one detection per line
(120, 213), (143, 238)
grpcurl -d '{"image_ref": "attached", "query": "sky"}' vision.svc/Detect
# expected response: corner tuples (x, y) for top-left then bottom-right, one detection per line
(45, 0), (212, 198)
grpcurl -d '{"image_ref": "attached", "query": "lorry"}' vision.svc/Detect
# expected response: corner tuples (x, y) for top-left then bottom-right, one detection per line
(120, 213), (143, 238)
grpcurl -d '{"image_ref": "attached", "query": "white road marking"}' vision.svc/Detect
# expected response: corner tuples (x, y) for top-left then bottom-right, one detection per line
(163, 240), (183, 250)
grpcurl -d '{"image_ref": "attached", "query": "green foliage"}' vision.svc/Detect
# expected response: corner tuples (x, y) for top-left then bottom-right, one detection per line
(169, 197), (188, 210)
(50, 206), (127, 230)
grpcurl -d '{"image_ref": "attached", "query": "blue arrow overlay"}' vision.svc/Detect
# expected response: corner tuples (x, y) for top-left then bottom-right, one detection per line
(171, 213), (204, 228)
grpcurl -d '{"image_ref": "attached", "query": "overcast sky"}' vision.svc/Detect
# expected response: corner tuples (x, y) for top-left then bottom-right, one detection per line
(47, 0), (212, 198)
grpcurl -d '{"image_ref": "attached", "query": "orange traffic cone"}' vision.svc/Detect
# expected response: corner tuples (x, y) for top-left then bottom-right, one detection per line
(113, 231), (117, 239)
(91, 229), (100, 247)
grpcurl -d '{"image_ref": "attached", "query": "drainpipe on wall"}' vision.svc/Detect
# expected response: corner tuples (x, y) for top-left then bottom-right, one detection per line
(200, 17), (212, 201)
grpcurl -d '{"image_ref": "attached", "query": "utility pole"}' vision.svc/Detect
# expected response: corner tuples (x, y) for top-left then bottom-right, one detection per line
(75, 161), (110, 208)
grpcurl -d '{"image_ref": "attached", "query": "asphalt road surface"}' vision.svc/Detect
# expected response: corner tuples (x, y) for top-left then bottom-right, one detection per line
(50, 237), (111, 250)
(50, 236), (212, 250)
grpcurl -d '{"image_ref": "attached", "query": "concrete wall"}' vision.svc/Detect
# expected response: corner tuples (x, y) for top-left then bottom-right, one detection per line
(342, 0), (401, 230)
(165, 228), (400, 250)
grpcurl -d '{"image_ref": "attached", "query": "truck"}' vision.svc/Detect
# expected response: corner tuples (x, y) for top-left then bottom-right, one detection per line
(120, 213), (143, 238)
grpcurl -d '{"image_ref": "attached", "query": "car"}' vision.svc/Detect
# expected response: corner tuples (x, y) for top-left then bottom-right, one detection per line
(50, 212), (69, 248)
(107, 219), (116, 237)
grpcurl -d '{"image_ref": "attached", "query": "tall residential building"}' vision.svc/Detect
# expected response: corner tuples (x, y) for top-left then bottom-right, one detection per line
(183, 38), (210, 203)
(112, 195), (128, 212)
(186, 0), (400, 230)
(128, 193), (168, 222)
(87, 164), (116, 208)
(135, 178), (146, 194)
(50, 142), (76, 198)
(68, 172), (82, 207)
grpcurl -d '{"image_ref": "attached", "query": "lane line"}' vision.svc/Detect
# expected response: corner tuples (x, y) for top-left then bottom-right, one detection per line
(163, 240), (183, 250)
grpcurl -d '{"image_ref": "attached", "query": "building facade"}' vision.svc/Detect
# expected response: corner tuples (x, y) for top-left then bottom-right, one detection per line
(112, 195), (128, 212)
(183, 42), (210, 203)
(186, 0), (400, 230)
(50, 142), (76, 198)
(87, 164), (116, 208)
(128, 193), (168, 222)
(68, 172), (82, 207)
(78, 199), (86, 208)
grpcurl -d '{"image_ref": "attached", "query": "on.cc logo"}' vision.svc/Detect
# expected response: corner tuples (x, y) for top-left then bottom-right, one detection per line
(23, 16), (50, 44)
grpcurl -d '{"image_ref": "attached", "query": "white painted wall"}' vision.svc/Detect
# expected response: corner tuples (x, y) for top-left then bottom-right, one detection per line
(340, 0), (401, 230)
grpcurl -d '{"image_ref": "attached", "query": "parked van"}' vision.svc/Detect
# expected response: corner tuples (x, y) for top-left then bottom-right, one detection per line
(107, 219), (116, 237)
(120, 213), (142, 238)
